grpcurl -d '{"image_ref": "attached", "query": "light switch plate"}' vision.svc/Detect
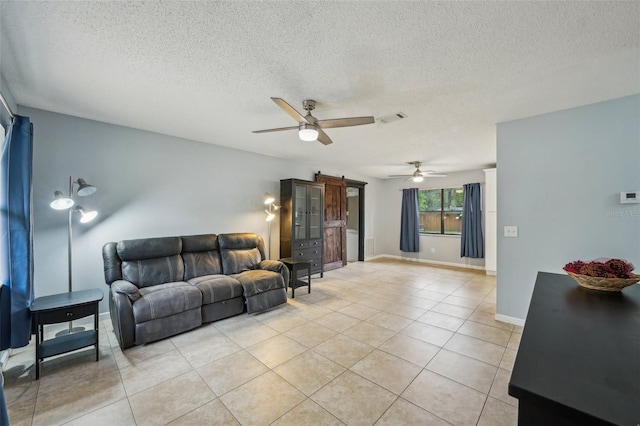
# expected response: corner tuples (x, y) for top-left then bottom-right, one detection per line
(504, 226), (518, 237)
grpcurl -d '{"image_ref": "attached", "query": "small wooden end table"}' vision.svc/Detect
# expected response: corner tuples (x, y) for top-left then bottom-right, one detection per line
(30, 289), (104, 379)
(279, 257), (311, 298)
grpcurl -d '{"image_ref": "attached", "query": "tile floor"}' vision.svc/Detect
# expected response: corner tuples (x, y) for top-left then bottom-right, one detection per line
(3, 258), (521, 426)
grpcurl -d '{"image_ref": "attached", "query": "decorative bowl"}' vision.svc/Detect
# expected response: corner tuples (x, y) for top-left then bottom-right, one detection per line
(566, 271), (640, 292)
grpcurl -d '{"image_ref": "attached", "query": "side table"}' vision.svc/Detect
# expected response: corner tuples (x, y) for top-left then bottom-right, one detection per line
(279, 257), (311, 298)
(30, 289), (104, 379)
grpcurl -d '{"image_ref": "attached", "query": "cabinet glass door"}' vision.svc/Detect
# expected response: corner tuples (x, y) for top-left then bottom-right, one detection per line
(294, 184), (307, 240)
(309, 186), (322, 239)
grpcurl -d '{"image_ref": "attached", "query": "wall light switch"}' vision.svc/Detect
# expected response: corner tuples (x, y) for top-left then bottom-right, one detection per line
(504, 226), (518, 237)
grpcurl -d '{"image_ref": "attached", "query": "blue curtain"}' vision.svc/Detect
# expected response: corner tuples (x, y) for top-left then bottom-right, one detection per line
(400, 188), (420, 252)
(0, 116), (34, 351)
(460, 182), (484, 258)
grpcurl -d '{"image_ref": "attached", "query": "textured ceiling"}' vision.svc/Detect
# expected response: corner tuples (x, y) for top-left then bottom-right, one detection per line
(1, 1), (639, 178)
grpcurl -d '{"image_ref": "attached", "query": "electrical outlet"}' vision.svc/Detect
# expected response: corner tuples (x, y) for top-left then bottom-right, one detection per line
(504, 226), (518, 237)
(430, 248), (436, 254)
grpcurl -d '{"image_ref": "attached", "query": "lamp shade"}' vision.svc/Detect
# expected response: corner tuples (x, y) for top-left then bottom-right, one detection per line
(76, 178), (97, 196)
(50, 191), (74, 210)
(264, 194), (275, 205)
(75, 206), (98, 223)
(298, 123), (319, 141)
(265, 210), (275, 222)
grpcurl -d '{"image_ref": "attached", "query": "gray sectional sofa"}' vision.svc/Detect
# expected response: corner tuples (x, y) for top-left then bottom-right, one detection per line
(102, 233), (289, 349)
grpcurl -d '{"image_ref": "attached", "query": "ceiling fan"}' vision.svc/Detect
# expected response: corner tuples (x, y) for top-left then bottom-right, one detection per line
(252, 97), (375, 145)
(389, 161), (447, 183)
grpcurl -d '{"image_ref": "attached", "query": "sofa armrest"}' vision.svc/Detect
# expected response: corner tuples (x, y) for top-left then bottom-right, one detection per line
(109, 280), (138, 349)
(259, 260), (290, 285)
(112, 280), (142, 302)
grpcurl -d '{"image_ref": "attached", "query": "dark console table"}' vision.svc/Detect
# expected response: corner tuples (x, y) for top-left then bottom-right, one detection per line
(509, 272), (639, 426)
(30, 289), (104, 379)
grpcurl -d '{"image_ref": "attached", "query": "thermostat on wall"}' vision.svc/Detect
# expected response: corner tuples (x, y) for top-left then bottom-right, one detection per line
(620, 192), (640, 204)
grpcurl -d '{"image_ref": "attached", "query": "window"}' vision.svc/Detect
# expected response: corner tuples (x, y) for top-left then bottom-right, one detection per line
(418, 188), (464, 234)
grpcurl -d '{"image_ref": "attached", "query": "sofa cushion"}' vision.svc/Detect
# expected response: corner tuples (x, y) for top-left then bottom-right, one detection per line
(117, 236), (185, 288)
(117, 236), (182, 260)
(181, 235), (222, 279)
(122, 255), (185, 288)
(188, 275), (243, 304)
(133, 282), (202, 323)
(231, 270), (285, 298)
(218, 233), (264, 275)
(102, 242), (122, 284)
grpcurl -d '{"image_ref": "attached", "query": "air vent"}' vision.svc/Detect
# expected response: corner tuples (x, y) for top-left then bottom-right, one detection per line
(378, 112), (407, 124)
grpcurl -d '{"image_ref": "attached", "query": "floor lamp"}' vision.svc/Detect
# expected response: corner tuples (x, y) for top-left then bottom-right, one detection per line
(264, 193), (279, 259)
(50, 177), (98, 335)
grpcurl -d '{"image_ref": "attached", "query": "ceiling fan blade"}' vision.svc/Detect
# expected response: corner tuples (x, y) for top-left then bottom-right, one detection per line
(388, 175), (413, 178)
(316, 116), (375, 129)
(423, 174), (447, 177)
(252, 126), (299, 134)
(271, 97), (309, 123)
(316, 128), (333, 145)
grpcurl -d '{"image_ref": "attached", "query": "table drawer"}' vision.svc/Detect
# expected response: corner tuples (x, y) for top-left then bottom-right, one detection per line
(36, 303), (96, 325)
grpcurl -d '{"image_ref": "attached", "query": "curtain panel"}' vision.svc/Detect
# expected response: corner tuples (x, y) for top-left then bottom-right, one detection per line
(400, 188), (420, 252)
(460, 182), (484, 258)
(0, 115), (34, 351)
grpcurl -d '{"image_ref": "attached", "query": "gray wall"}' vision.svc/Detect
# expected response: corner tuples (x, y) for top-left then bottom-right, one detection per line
(347, 194), (359, 230)
(376, 170), (486, 269)
(22, 107), (381, 313)
(496, 94), (640, 321)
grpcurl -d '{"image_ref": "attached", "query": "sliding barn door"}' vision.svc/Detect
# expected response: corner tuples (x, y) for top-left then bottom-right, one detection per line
(315, 174), (347, 271)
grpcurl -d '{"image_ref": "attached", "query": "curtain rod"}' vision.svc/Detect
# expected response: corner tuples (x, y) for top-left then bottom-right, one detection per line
(0, 90), (15, 119)
(397, 182), (484, 191)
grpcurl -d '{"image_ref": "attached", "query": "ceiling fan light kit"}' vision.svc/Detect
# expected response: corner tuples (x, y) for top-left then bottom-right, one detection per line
(253, 97), (375, 145)
(298, 123), (319, 141)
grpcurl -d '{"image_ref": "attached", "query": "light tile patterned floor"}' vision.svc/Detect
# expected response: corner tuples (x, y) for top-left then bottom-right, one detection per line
(4, 258), (520, 425)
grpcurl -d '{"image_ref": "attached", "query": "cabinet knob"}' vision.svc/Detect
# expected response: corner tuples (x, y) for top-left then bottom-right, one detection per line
(313, 251), (318, 254)
(66, 312), (73, 318)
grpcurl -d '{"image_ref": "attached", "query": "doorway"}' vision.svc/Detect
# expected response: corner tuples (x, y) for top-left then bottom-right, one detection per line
(315, 173), (367, 270)
(346, 187), (360, 262)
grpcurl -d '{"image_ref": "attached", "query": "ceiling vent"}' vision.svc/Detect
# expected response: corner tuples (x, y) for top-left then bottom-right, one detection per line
(378, 112), (407, 124)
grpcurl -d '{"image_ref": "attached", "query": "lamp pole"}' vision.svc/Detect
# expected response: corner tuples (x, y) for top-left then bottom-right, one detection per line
(67, 176), (74, 293)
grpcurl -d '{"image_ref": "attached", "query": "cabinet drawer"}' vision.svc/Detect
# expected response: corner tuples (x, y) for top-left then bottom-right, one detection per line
(308, 239), (322, 249)
(292, 240), (308, 249)
(293, 247), (322, 259)
(36, 303), (96, 325)
(309, 257), (323, 273)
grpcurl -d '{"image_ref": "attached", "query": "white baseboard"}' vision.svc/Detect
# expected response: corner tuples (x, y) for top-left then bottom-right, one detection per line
(366, 254), (486, 271)
(99, 311), (110, 322)
(486, 270), (496, 276)
(495, 313), (525, 327)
